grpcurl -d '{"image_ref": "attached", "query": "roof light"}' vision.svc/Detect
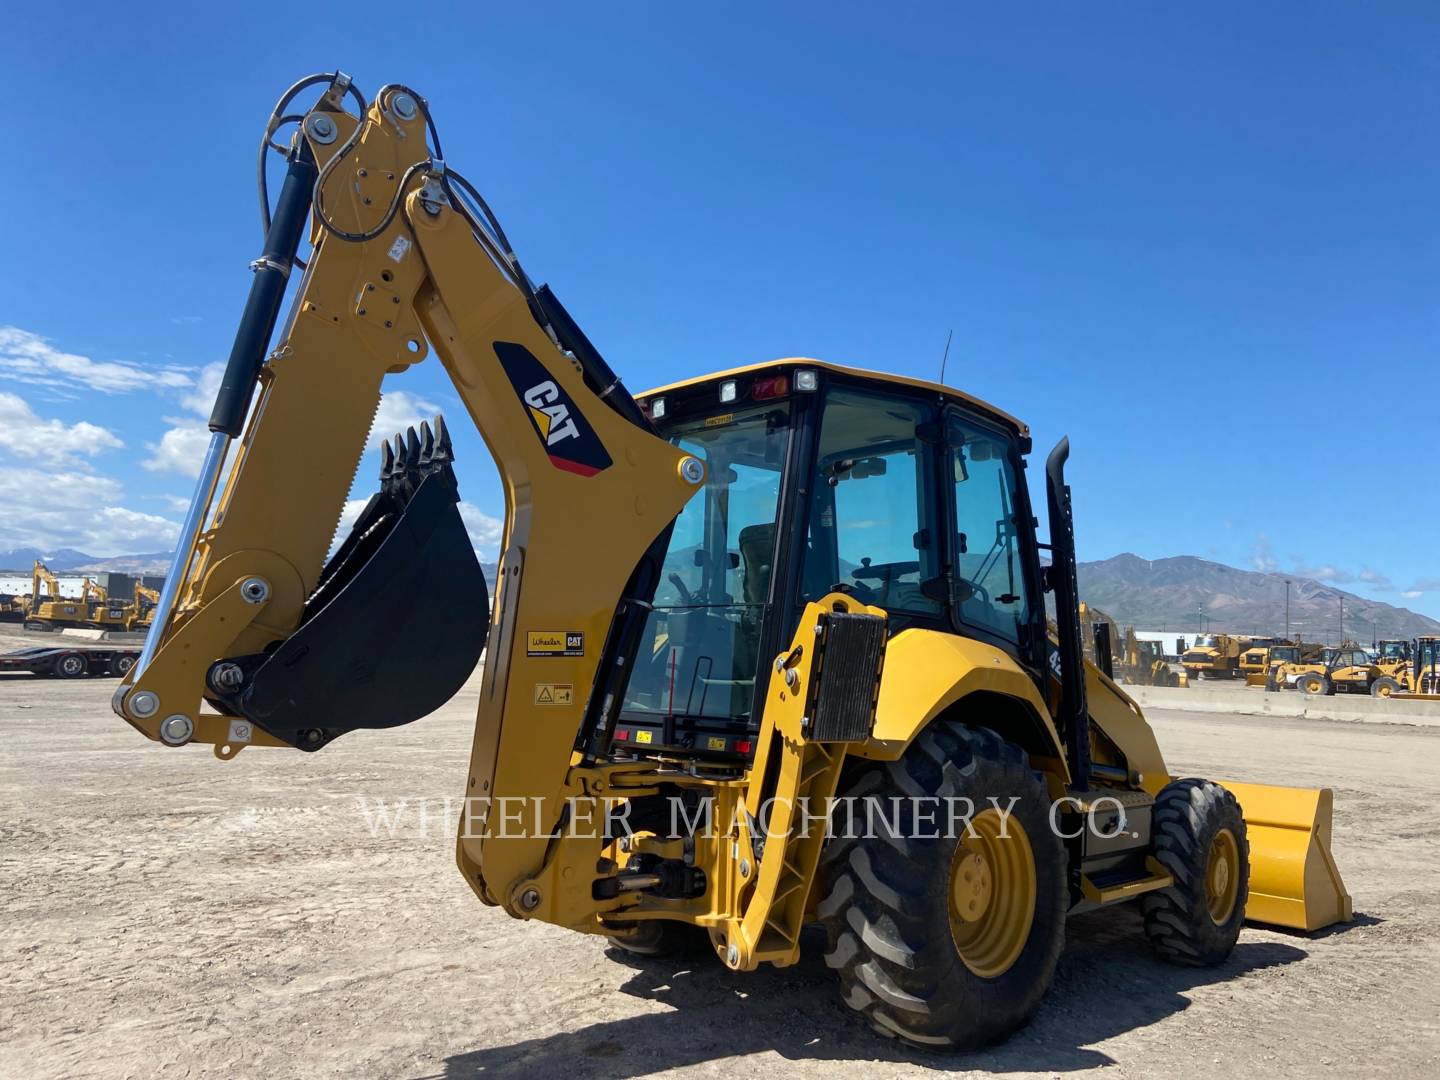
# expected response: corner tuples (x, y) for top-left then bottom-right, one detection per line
(752, 374), (788, 400)
(718, 380), (738, 404)
(649, 397), (667, 420)
(794, 369), (819, 392)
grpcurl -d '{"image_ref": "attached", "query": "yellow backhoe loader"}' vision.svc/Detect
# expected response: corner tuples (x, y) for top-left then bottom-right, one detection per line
(1117, 628), (1187, 688)
(110, 72), (1352, 1050)
(1368, 637), (1440, 700)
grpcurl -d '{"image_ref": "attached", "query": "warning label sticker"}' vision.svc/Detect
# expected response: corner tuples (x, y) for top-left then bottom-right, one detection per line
(534, 683), (574, 705)
(706, 736), (727, 751)
(527, 631), (585, 657)
(634, 730), (654, 744)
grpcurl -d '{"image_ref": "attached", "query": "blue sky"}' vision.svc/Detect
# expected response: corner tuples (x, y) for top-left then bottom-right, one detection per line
(2, 3), (1436, 616)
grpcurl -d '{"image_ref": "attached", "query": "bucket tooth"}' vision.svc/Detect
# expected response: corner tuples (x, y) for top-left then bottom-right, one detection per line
(417, 420), (436, 471)
(433, 415), (454, 464)
(379, 439), (396, 493)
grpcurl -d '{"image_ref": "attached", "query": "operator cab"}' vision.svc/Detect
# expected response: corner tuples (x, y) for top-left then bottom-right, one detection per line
(613, 360), (1046, 764)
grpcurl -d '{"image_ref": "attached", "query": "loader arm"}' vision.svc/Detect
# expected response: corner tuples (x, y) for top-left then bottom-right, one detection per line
(114, 74), (700, 910)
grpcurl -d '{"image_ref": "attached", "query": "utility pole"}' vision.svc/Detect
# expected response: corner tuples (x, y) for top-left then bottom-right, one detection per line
(1339, 595), (1344, 645)
(1285, 579), (1291, 641)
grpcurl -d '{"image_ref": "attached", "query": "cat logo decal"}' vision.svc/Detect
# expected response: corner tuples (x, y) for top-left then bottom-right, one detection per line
(494, 341), (613, 476)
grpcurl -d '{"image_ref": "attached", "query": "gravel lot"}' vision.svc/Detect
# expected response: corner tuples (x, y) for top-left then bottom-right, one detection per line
(2, 624), (1438, 1078)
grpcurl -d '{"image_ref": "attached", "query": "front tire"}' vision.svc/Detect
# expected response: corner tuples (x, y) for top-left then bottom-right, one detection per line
(1142, 779), (1248, 966)
(1370, 677), (1400, 698)
(818, 723), (1066, 1050)
(1296, 673), (1329, 697)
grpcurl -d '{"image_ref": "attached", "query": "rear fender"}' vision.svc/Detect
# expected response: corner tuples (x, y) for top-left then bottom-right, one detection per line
(853, 628), (1068, 784)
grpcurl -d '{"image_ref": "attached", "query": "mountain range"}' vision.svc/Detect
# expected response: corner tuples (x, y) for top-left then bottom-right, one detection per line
(1077, 553), (1440, 640)
(0, 547), (176, 575)
(5, 545), (1434, 641)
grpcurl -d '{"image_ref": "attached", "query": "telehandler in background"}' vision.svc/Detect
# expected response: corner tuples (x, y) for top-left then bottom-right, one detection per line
(112, 71), (1352, 1050)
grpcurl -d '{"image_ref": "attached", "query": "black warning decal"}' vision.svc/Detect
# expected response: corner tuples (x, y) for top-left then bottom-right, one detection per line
(495, 342), (613, 477)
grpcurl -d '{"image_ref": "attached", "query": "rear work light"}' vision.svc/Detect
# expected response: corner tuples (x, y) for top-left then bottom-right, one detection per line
(751, 374), (788, 400)
(794, 369), (819, 392)
(718, 380), (739, 404)
(648, 398), (666, 420)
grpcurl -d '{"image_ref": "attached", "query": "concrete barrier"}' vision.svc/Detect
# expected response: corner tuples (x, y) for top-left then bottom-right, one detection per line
(59, 628), (106, 641)
(1123, 682), (1440, 728)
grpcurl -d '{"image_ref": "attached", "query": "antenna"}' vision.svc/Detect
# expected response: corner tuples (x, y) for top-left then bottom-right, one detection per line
(938, 329), (953, 385)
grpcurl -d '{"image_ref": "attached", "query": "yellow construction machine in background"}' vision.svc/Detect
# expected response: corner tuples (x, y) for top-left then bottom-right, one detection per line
(127, 584), (160, 632)
(23, 560), (88, 629)
(1181, 633), (1249, 680)
(108, 71), (1354, 1051)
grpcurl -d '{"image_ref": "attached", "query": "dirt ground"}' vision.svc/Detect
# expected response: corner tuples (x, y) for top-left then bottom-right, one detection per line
(2, 624), (1439, 1078)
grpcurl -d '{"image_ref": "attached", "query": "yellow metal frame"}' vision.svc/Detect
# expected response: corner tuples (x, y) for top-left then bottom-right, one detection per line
(111, 80), (1355, 956)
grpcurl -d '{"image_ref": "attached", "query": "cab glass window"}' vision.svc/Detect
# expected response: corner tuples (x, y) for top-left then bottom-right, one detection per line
(801, 388), (941, 614)
(948, 415), (1029, 642)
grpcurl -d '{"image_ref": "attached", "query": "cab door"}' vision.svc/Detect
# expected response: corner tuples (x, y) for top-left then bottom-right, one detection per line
(941, 407), (1043, 664)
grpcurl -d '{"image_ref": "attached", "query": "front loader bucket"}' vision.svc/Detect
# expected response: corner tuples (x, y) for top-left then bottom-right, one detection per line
(1245, 672), (1269, 687)
(226, 417), (489, 750)
(1224, 781), (1353, 932)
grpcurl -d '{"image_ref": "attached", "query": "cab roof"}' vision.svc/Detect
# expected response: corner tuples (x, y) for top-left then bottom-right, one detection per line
(640, 358), (1029, 438)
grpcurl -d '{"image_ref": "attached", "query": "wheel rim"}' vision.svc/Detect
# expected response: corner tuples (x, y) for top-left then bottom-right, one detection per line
(61, 656), (82, 675)
(1205, 827), (1240, 924)
(1377, 682), (1392, 697)
(947, 808), (1036, 978)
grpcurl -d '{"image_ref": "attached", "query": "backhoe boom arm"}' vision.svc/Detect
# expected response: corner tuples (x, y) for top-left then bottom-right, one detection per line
(114, 73), (701, 913)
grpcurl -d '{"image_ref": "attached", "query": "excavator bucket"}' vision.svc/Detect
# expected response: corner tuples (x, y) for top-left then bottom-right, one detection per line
(1224, 781), (1353, 932)
(219, 416), (489, 750)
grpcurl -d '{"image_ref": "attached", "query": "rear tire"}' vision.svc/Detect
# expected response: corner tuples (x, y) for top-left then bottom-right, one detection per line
(1370, 677), (1399, 698)
(55, 653), (87, 678)
(1142, 778), (1248, 967)
(818, 723), (1066, 1050)
(1295, 673), (1329, 697)
(114, 655), (136, 677)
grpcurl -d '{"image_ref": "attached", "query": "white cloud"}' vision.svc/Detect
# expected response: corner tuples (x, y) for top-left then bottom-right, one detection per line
(1291, 561), (1353, 584)
(0, 326), (192, 395)
(1403, 590), (1423, 599)
(459, 502), (503, 556)
(147, 494), (193, 513)
(0, 392), (124, 466)
(143, 422), (212, 477)
(0, 468), (178, 554)
(1250, 533), (1279, 573)
(370, 390), (443, 450)
(1357, 568), (1392, 589)
(180, 361), (224, 415)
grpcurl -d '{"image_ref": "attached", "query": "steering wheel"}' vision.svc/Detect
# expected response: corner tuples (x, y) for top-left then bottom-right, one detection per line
(850, 559), (919, 584)
(667, 572), (697, 606)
